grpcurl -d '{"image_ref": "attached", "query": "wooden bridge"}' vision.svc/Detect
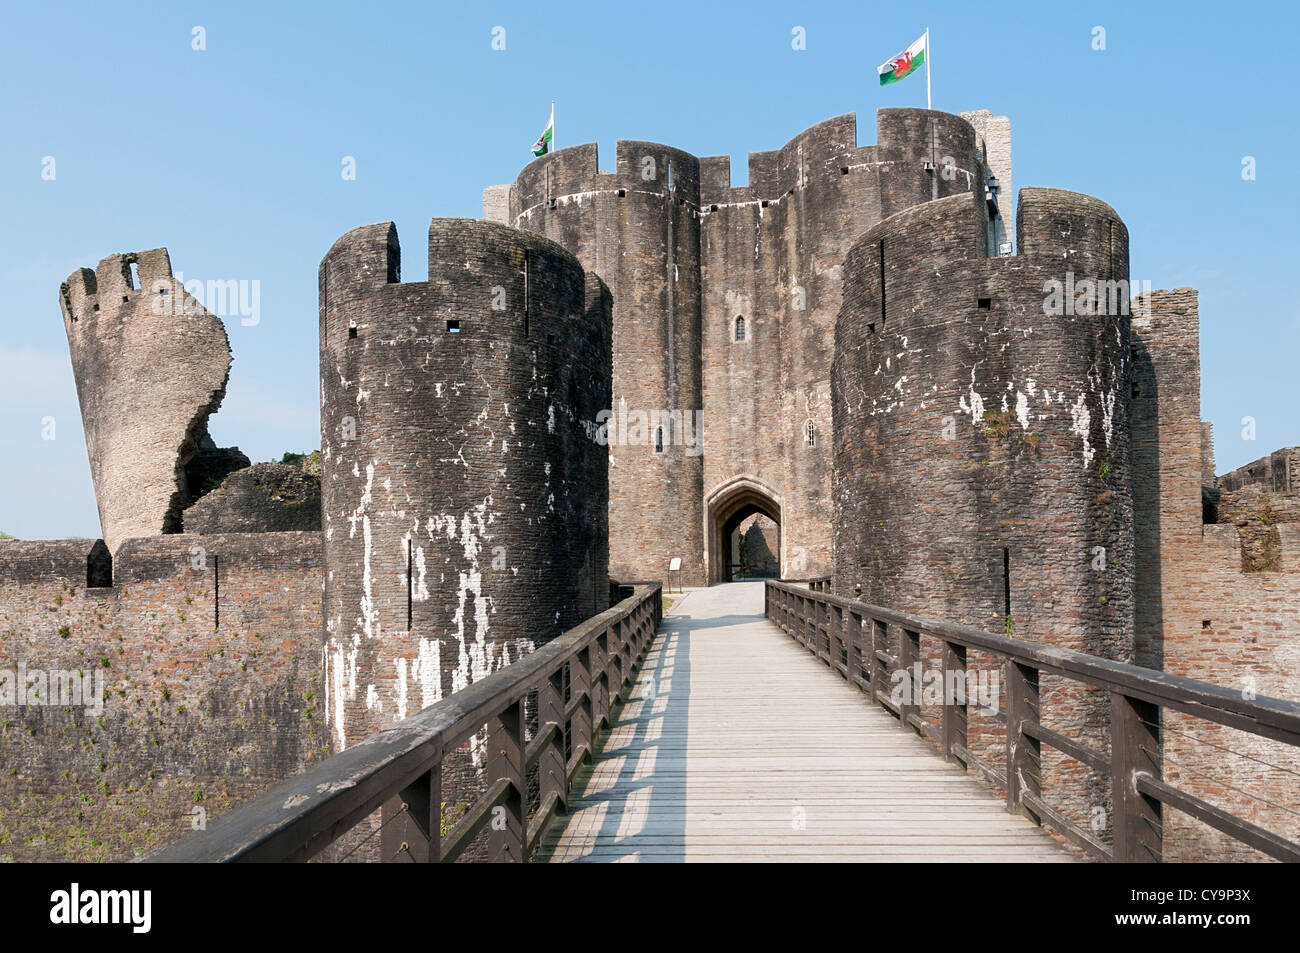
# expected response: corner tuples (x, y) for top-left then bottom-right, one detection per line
(539, 583), (1068, 862)
(146, 580), (1300, 864)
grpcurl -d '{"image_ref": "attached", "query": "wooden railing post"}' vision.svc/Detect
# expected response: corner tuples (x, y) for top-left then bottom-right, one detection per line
(593, 630), (609, 728)
(869, 619), (886, 706)
(899, 628), (920, 732)
(381, 765), (441, 862)
(1005, 661), (1041, 822)
(941, 641), (967, 765)
(1112, 692), (1162, 862)
(573, 645), (593, 766)
(849, 611), (864, 688)
(487, 700), (525, 861)
(540, 667), (567, 815)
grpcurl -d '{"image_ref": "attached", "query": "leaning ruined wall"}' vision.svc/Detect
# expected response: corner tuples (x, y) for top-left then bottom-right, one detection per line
(833, 187), (1135, 837)
(59, 249), (234, 551)
(0, 533), (325, 861)
(319, 217), (610, 750)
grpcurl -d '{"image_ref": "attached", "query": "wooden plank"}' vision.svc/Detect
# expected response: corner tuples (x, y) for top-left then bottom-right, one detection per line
(539, 582), (1074, 864)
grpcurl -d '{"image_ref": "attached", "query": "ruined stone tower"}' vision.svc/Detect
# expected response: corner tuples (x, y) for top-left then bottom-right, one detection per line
(318, 217), (611, 749)
(58, 249), (244, 551)
(491, 107), (1012, 585)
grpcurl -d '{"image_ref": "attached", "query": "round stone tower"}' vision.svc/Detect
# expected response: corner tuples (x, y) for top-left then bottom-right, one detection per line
(508, 142), (705, 585)
(319, 217), (610, 750)
(833, 187), (1134, 830)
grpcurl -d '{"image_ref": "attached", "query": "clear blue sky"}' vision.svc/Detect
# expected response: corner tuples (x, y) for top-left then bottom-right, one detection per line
(1, 0), (1295, 539)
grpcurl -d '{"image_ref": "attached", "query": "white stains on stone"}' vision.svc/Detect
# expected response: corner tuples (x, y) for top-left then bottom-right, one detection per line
(958, 365), (986, 422)
(547, 405), (556, 433)
(1015, 390), (1030, 430)
(1070, 394), (1095, 468)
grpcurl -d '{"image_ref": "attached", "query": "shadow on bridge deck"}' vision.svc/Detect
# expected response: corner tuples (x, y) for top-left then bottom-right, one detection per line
(538, 582), (1077, 863)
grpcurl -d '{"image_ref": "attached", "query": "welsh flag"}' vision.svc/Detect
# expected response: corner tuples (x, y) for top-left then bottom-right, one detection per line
(531, 104), (554, 157)
(878, 34), (926, 86)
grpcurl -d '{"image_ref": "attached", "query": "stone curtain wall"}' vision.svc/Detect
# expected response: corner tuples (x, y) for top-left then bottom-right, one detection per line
(319, 218), (610, 751)
(59, 249), (236, 551)
(833, 187), (1135, 838)
(1132, 289), (1300, 860)
(0, 533), (325, 861)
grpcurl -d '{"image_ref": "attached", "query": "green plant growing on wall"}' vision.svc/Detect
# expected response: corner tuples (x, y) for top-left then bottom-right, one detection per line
(1003, 614), (1014, 637)
(981, 410), (1010, 439)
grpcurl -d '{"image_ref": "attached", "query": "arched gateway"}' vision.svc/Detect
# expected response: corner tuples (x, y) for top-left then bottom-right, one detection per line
(705, 476), (782, 585)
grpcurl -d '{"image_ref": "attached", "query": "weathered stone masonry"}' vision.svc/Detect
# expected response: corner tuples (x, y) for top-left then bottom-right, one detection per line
(833, 186), (1135, 833)
(495, 107), (1012, 586)
(0, 533), (324, 861)
(319, 217), (611, 750)
(59, 249), (246, 551)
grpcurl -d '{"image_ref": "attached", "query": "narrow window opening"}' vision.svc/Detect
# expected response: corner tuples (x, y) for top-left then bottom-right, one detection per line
(92, 303), (99, 312)
(523, 250), (530, 338)
(128, 261), (140, 290)
(1132, 383), (1140, 398)
(446, 320), (460, 333)
(547, 333), (555, 347)
(977, 297), (992, 311)
(667, 160), (672, 192)
(348, 326), (358, 339)
(1003, 547), (1012, 631)
(879, 239), (886, 326)
(735, 316), (746, 341)
(805, 419), (816, 447)
(867, 322), (875, 335)
(654, 427), (664, 453)
(617, 189), (626, 198)
(710, 204), (718, 212)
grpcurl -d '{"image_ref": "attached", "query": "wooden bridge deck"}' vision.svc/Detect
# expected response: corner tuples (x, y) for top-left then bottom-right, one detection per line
(539, 582), (1075, 863)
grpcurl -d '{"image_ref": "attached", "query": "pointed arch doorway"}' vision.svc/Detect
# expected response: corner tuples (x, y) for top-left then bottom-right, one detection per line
(706, 476), (783, 585)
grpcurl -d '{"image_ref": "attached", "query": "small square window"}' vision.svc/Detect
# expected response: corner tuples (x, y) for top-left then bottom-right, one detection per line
(1202, 619), (1212, 629)
(840, 166), (849, 175)
(977, 297), (992, 310)
(446, 320), (460, 333)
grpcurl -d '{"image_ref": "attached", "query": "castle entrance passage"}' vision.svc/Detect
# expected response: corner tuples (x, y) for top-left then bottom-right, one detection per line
(706, 478), (782, 585)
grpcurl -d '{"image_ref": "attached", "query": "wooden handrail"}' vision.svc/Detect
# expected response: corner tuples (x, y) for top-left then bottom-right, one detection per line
(764, 579), (1300, 863)
(141, 583), (663, 863)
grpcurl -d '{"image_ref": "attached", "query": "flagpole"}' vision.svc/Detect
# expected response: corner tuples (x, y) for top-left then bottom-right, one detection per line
(925, 27), (931, 109)
(551, 99), (555, 151)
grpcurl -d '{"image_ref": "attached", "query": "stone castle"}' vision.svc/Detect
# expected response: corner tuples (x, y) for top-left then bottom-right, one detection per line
(1, 106), (1297, 861)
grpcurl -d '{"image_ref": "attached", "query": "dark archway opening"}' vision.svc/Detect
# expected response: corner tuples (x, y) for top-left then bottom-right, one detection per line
(707, 481), (781, 584)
